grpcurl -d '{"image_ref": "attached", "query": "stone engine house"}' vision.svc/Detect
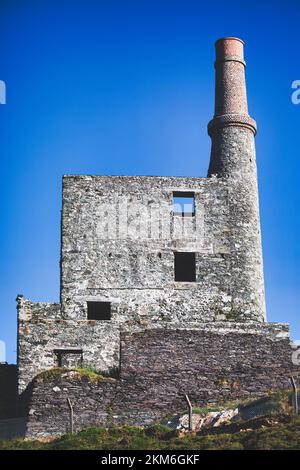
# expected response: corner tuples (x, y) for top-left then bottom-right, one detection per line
(16, 38), (298, 428)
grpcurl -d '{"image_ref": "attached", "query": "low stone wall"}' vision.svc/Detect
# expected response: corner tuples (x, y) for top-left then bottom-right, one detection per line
(17, 314), (120, 394)
(25, 325), (300, 437)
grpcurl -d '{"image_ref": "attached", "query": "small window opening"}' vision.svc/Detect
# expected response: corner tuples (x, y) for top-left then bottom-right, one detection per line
(173, 191), (195, 216)
(174, 252), (196, 282)
(87, 301), (111, 320)
(54, 349), (83, 368)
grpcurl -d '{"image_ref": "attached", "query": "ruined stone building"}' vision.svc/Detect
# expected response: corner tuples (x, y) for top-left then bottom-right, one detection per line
(12, 38), (299, 436)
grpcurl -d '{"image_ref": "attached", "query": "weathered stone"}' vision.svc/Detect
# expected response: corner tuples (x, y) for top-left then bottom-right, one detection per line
(24, 328), (300, 437)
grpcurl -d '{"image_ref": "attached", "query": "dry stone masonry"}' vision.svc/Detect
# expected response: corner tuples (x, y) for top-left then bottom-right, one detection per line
(25, 326), (299, 437)
(14, 38), (299, 436)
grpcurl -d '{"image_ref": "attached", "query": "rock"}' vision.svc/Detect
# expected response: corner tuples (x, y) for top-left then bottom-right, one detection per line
(170, 408), (238, 431)
(201, 408), (238, 428)
(176, 414), (204, 431)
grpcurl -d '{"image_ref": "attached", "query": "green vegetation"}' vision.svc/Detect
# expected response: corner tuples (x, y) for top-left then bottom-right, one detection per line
(1, 417), (300, 450)
(37, 367), (117, 383)
(171, 388), (298, 419)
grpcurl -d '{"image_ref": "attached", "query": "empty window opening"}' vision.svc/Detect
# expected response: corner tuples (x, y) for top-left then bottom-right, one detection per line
(87, 301), (111, 320)
(174, 252), (196, 282)
(54, 349), (83, 368)
(173, 192), (195, 216)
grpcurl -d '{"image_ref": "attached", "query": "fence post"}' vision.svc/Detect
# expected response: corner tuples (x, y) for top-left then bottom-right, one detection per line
(67, 397), (74, 434)
(184, 394), (193, 431)
(290, 376), (298, 416)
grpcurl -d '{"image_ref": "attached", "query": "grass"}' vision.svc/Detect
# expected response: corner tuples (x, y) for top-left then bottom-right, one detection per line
(1, 416), (300, 450)
(167, 388), (297, 420)
(36, 367), (117, 383)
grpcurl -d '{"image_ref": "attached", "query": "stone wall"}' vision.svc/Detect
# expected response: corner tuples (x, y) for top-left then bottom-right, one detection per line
(61, 175), (235, 321)
(17, 297), (120, 393)
(25, 325), (300, 438)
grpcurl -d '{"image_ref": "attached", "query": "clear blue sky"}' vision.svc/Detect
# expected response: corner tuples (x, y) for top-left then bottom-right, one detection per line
(1, 0), (299, 363)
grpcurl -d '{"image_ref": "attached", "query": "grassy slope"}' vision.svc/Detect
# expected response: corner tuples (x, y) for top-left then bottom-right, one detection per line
(1, 417), (300, 450)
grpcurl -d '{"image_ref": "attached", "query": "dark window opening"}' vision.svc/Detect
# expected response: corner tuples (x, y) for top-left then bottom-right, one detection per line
(87, 301), (111, 320)
(173, 191), (195, 217)
(174, 252), (196, 282)
(54, 349), (83, 368)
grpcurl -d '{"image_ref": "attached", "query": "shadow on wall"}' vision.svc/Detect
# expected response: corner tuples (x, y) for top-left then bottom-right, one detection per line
(0, 364), (18, 418)
(0, 364), (28, 439)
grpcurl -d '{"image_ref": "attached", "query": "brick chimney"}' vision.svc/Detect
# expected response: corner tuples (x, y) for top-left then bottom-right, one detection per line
(207, 37), (266, 322)
(208, 37), (257, 175)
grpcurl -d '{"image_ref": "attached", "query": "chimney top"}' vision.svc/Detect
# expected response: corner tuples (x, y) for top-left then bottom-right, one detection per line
(215, 37), (245, 63)
(215, 37), (244, 45)
(208, 37), (257, 136)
